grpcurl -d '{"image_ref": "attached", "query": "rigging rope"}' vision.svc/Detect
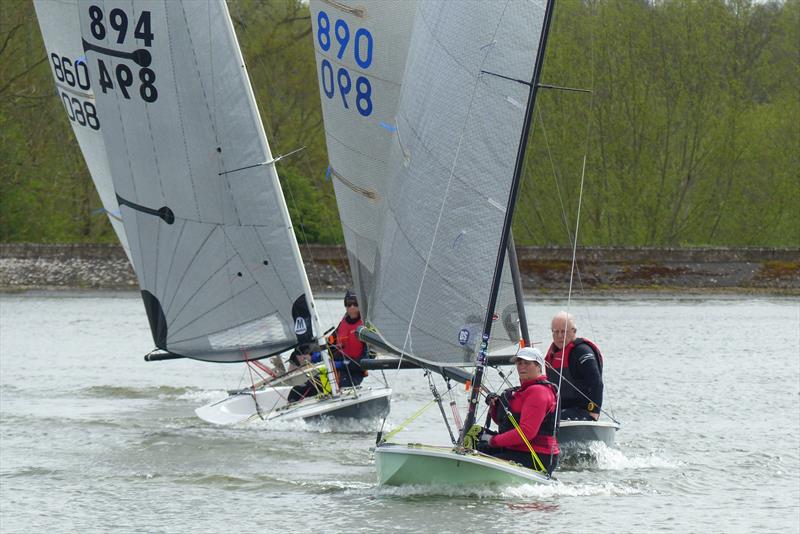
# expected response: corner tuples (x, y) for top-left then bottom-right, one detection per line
(379, 398), (437, 444)
(479, 370), (547, 474)
(535, 0), (606, 443)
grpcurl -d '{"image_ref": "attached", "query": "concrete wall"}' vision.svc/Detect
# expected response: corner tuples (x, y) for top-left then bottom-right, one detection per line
(1, 243), (798, 294)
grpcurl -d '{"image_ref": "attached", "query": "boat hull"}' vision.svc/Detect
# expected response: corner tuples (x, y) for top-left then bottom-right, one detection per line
(276, 387), (391, 423)
(196, 386), (391, 425)
(195, 386), (292, 425)
(374, 443), (553, 487)
(558, 420), (620, 446)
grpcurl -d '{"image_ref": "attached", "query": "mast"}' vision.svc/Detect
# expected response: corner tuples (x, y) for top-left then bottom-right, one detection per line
(507, 232), (530, 346)
(458, 0), (556, 445)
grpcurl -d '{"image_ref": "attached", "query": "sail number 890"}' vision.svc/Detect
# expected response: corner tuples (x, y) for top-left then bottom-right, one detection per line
(317, 11), (372, 68)
(317, 11), (373, 117)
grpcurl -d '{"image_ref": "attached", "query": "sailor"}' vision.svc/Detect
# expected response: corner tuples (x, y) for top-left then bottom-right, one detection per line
(286, 343), (323, 403)
(477, 347), (560, 475)
(289, 291), (370, 402)
(545, 311), (604, 421)
(309, 290), (370, 389)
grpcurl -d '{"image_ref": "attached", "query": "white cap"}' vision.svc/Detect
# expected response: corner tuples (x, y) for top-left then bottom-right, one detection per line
(512, 347), (545, 369)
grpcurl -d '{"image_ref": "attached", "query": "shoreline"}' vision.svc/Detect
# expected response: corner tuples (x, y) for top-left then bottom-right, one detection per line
(2, 243), (798, 296)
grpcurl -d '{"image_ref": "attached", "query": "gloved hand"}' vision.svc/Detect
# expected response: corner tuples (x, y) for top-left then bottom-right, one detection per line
(484, 393), (499, 407)
(476, 434), (494, 452)
(310, 351), (322, 363)
(463, 424), (483, 450)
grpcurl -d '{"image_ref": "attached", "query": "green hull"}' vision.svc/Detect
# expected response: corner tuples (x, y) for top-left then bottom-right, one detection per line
(375, 443), (552, 487)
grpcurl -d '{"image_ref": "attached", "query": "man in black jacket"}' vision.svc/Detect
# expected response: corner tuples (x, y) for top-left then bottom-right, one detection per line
(544, 311), (604, 421)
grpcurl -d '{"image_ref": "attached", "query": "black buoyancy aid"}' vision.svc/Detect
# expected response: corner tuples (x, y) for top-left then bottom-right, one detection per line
(496, 380), (559, 437)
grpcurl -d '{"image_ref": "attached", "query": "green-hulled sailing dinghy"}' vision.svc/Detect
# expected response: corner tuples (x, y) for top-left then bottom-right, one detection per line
(311, 0), (559, 486)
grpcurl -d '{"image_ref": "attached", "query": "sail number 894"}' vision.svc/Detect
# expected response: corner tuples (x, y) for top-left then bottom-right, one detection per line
(317, 11), (373, 117)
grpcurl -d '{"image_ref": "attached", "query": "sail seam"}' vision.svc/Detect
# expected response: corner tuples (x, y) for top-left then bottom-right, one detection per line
(167, 259), (253, 338)
(319, 0), (365, 18)
(331, 168), (379, 201)
(163, 224), (218, 318)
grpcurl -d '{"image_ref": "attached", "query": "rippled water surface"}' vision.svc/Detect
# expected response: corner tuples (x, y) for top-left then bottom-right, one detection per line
(1, 292), (798, 533)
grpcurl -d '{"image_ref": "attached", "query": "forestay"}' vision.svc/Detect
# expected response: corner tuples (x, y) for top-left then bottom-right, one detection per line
(33, 0), (131, 262)
(309, 0), (418, 320)
(76, 0), (319, 362)
(368, 0), (547, 366)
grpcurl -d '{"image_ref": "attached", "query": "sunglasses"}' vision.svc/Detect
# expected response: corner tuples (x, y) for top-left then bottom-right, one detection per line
(345, 301), (358, 307)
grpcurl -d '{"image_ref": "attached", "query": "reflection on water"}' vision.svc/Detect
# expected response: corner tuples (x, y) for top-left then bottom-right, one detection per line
(1, 293), (798, 533)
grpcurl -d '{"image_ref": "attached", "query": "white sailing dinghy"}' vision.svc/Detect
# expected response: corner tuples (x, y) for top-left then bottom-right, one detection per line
(194, 358), (392, 426)
(311, 0), (561, 486)
(34, 0), (390, 426)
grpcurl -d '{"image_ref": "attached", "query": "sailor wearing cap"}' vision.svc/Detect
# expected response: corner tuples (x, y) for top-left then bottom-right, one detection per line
(479, 347), (560, 475)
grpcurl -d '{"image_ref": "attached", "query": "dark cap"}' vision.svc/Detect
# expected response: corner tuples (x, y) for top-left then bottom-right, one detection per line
(344, 289), (358, 306)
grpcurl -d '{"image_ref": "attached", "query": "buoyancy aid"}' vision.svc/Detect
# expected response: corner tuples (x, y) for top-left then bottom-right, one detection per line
(332, 315), (366, 361)
(496, 379), (559, 437)
(546, 337), (603, 409)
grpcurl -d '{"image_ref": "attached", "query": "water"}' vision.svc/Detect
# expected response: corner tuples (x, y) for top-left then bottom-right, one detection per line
(1, 292), (798, 533)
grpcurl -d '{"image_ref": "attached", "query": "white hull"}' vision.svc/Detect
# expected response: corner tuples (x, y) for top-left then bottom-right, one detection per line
(196, 386), (391, 426)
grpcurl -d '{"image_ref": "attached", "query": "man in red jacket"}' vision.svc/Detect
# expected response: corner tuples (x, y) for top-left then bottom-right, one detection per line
(328, 290), (369, 387)
(480, 347), (560, 475)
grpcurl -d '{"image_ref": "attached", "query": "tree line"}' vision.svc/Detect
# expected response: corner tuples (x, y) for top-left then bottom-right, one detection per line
(1, 0), (797, 247)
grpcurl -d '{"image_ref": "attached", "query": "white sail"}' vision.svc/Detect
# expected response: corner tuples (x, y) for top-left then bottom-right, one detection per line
(309, 0), (418, 319)
(366, 0), (547, 366)
(65, 0), (320, 362)
(33, 0), (131, 262)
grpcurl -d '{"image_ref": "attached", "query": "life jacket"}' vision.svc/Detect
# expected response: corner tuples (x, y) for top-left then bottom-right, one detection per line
(332, 315), (366, 361)
(546, 338), (603, 406)
(496, 379), (559, 437)
(317, 366), (333, 395)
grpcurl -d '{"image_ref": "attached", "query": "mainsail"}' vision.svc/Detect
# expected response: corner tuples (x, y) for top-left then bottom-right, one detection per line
(33, 0), (131, 261)
(338, 0), (546, 366)
(309, 0), (418, 320)
(37, 0), (320, 362)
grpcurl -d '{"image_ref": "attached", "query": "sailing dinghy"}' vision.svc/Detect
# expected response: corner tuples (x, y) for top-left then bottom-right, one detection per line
(311, 0), (562, 486)
(35, 0), (390, 427)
